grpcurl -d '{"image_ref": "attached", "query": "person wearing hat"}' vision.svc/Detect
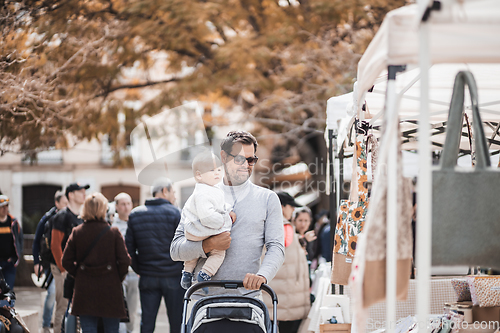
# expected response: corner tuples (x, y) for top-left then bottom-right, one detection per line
(263, 192), (311, 333)
(276, 192), (301, 247)
(32, 190), (68, 333)
(0, 195), (23, 290)
(126, 177), (184, 333)
(50, 182), (88, 333)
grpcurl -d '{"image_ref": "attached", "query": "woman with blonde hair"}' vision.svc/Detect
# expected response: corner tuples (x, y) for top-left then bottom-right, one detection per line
(62, 192), (131, 333)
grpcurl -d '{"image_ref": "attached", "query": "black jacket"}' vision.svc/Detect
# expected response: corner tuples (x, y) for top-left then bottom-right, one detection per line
(125, 198), (182, 277)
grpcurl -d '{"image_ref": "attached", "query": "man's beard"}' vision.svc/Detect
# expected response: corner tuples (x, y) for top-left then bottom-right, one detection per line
(227, 168), (251, 185)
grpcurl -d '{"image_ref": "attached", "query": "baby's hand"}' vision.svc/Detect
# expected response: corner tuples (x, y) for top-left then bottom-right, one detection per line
(229, 211), (237, 223)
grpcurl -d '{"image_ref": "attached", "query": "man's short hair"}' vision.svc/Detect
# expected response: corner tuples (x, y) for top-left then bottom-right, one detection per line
(114, 192), (132, 204)
(151, 177), (173, 197)
(220, 131), (258, 154)
(54, 190), (65, 203)
(192, 150), (222, 177)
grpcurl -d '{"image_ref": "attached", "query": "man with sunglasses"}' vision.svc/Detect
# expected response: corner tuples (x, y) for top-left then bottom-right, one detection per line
(171, 130), (285, 294)
(0, 195), (23, 290)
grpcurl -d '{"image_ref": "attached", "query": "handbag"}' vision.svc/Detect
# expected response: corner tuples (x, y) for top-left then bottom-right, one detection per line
(63, 275), (75, 299)
(331, 125), (369, 286)
(63, 225), (111, 299)
(467, 275), (479, 306)
(120, 290), (130, 323)
(432, 71), (500, 269)
(469, 276), (500, 307)
(11, 309), (30, 333)
(451, 278), (472, 302)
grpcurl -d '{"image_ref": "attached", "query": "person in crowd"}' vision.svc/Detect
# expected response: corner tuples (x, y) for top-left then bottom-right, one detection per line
(62, 192), (130, 333)
(51, 182), (89, 333)
(111, 192), (139, 333)
(180, 150), (235, 291)
(311, 209), (331, 267)
(32, 190), (68, 333)
(171, 130), (284, 294)
(292, 206), (317, 261)
(0, 195), (23, 290)
(107, 201), (116, 225)
(0, 267), (24, 333)
(263, 192), (310, 333)
(126, 178), (184, 333)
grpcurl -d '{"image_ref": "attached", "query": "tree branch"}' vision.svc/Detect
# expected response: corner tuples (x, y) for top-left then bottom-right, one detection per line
(95, 77), (180, 97)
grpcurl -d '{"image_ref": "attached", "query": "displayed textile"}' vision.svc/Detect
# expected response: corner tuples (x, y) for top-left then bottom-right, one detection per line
(349, 114), (413, 332)
(331, 126), (369, 286)
(451, 279), (472, 302)
(469, 276), (500, 307)
(432, 71), (500, 269)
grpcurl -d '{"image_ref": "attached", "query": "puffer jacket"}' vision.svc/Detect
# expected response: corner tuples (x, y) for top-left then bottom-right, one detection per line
(125, 198), (183, 277)
(263, 221), (311, 321)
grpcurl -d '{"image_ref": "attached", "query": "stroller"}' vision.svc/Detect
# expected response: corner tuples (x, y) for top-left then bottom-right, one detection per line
(181, 280), (278, 333)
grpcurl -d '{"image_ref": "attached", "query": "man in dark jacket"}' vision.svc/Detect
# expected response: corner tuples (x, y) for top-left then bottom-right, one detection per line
(126, 177), (184, 333)
(0, 195), (23, 290)
(32, 190), (68, 333)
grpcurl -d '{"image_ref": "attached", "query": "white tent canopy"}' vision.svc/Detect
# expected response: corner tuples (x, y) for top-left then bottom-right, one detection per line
(327, 64), (500, 153)
(357, 0), (500, 107)
(326, 1), (500, 153)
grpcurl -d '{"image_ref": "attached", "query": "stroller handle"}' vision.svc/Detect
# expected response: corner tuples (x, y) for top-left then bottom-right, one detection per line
(184, 280), (278, 302)
(181, 280), (279, 333)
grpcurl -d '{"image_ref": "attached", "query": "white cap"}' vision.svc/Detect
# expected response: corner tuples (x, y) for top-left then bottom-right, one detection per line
(0, 195), (9, 207)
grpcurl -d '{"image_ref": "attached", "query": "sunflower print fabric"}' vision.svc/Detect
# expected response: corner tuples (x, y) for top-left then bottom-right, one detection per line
(335, 133), (369, 257)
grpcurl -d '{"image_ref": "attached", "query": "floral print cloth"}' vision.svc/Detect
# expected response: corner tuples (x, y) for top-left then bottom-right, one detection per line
(335, 133), (369, 257)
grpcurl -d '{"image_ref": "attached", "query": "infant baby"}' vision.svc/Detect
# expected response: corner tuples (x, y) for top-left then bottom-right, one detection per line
(181, 149), (235, 290)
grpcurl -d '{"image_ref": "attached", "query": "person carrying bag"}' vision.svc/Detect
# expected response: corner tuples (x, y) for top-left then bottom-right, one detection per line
(62, 193), (131, 333)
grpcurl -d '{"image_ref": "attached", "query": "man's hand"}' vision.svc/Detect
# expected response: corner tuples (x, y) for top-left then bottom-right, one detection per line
(243, 273), (266, 290)
(202, 231), (231, 254)
(229, 211), (237, 223)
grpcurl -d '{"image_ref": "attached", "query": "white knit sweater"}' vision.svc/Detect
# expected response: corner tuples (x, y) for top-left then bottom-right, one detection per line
(182, 183), (232, 238)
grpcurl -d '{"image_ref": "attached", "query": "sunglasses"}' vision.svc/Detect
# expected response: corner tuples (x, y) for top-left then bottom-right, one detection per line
(227, 153), (259, 166)
(0, 198), (8, 204)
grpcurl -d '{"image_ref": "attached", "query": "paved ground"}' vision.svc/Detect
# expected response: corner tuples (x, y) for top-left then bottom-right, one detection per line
(14, 286), (173, 333)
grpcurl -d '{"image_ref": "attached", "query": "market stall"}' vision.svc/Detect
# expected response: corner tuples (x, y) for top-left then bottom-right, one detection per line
(321, 1), (500, 332)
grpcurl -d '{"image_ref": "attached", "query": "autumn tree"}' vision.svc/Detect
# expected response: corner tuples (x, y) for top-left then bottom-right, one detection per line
(1, 0), (405, 153)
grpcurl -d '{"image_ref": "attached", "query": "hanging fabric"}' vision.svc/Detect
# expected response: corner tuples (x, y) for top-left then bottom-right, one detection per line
(432, 71), (500, 269)
(366, 134), (379, 183)
(331, 120), (369, 286)
(349, 114), (413, 331)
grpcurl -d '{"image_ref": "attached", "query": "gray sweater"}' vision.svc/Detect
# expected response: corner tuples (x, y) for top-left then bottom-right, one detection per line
(170, 179), (285, 295)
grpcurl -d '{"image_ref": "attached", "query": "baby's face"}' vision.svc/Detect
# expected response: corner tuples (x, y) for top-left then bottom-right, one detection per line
(198, 166), (223, 186)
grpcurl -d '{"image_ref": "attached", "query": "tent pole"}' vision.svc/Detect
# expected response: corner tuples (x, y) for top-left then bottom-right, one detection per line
(417, 15), (432, 333)
(328, 129), (338, 294)
(386, 65), (405, 333)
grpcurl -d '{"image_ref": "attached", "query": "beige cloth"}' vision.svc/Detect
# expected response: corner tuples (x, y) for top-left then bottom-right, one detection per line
(51, 263), (69, 333)
(349, 121), (413, 333)
(263, 222), (311, 321)
(184, 232), (226, 277)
